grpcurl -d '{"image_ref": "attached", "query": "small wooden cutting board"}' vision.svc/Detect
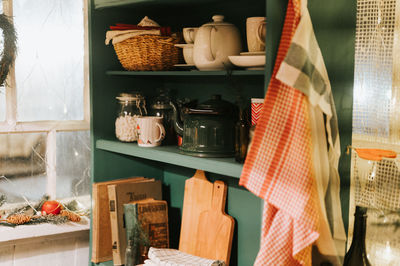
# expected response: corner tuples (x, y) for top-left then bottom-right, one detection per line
(179, 170), (213, 254)
(195, 180), (235, 265)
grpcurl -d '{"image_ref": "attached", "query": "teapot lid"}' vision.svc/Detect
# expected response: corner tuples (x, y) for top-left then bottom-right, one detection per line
(116, 92), (144, 102)
(151, 88), (172, 110)
(202, 15), (234, 27)
(188, 94), (235, 115)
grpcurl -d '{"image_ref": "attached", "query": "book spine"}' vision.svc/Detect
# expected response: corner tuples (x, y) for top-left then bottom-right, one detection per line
(108, 184), (123, 266)
(91, 184), (99, 262)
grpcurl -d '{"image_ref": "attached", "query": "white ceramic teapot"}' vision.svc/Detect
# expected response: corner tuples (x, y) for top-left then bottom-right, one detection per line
(193, 15), (242, 71)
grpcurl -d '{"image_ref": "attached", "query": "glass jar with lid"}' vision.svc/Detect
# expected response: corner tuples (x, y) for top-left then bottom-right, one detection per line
(115, 92), (147, 142)
(149, 88), (175, 145)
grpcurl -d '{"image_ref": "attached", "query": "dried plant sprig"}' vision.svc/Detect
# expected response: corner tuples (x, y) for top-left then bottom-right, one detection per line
(9, 195), (49, 216)
(0, 194), (6, 208)
(60, 210), (81, 222)
(26, 214), (68, 225)
(6, 214), (31, 225)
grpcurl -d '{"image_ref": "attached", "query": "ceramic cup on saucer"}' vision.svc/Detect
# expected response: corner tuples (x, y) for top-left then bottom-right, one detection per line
(175, 44), (194, 65)
(183, 27), (198, 44)
(136, 116), (166, 147)
(246, 17), (266, 52)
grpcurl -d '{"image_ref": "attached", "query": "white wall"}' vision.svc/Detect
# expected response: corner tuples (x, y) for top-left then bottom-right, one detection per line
(0, 232), (89, 266)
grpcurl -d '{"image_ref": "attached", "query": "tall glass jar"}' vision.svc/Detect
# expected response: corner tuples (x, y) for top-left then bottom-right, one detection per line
(149, 88), (175, 145)
(115, 92), (147, 142)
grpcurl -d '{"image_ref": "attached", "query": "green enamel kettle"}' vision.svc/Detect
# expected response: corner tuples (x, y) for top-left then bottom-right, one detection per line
(170, 95), (236, 157)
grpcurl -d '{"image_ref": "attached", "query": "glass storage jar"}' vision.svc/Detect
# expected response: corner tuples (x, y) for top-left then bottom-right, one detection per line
(115, 92), (147, 142)
(149, 88), (175, 145)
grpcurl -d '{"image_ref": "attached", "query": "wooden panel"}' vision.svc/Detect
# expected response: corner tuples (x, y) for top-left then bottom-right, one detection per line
(74, 236), (90, 266)
(196, 181), (234, 265)
(163, 167), (262, 265)
(0, 245), (14, 266)
(179, 170), (213, 254)
(12, 235), (89, 266)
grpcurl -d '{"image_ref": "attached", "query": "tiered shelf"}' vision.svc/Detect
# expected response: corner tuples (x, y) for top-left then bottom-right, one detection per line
(96, 138), (243, 178)
(106, 70), (265, 76)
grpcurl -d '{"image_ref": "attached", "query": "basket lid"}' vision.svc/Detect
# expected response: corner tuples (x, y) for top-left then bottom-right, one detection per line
(355, 148), (397, 161)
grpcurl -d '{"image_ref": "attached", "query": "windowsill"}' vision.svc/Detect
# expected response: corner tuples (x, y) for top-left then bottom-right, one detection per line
(0, 216), (90, 245)
(0, 195), (91, 245)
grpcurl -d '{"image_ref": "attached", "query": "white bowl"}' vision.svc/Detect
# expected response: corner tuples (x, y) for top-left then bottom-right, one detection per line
(228, 55), (265, 70)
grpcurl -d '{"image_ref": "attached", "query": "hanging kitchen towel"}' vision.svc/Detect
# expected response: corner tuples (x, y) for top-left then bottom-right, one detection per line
(275, 1), (346, 261)
(239, 0), (319, 265)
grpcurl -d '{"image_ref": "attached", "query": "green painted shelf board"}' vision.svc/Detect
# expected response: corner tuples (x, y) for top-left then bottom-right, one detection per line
(95, 0), (159, 8)
(94, 261), (113, 266)
(96, 138), (243, 178)
(95, 0), (220, 9)
(106, 70), (265, 76)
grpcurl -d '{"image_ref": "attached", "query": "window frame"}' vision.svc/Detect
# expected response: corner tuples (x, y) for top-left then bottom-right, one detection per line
(0, 0), (90, 199)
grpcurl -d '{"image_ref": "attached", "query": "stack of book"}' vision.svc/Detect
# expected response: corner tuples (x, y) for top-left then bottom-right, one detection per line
(91, 177), (168, 265)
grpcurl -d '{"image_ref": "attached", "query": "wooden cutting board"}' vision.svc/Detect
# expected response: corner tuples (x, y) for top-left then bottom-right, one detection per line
(195, 180), (235, 265)
(179, 169), (213, 255)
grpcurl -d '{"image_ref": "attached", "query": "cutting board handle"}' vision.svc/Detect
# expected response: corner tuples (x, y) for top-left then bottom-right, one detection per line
(193, 169), (208, 180)
(212, 180), (227, 212)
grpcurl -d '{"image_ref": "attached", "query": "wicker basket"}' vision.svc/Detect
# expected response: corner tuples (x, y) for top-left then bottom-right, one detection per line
(113, 34), (181, 71)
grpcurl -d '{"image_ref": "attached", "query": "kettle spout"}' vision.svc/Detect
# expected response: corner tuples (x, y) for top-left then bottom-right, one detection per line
(169, 101), (184, 136)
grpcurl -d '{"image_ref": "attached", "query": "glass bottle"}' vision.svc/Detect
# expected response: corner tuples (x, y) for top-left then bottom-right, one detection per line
(115, 92), (147, 142)
(125, 239), (134, 266)
(235, 107), (249, 163)
(343, 206), (371, 266)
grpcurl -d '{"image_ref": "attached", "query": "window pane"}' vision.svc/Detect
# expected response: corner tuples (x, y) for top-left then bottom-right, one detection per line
(0, 0), (5, 122)
(0, 132), (47, 204)
(56, 131), (90, 199)
(13, 0), (84, 121)
(0, 86), (4, 121)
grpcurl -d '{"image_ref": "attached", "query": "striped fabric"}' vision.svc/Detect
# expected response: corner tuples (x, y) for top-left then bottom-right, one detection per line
(239, 0), (319, 265)
(276, 1), (346, 259)
(144, 247), (225, 266)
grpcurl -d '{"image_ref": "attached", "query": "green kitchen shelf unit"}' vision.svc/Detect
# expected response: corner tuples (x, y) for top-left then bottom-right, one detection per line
(106, 70), (265, 76)
(96, 139), (244, 178)
(89, 0), (355, 265)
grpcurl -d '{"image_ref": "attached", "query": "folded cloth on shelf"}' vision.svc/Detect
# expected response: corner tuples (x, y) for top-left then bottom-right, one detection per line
(144, 247), (226, 266)
(276, 0), (346, 262)
(105, 29), (161, 45)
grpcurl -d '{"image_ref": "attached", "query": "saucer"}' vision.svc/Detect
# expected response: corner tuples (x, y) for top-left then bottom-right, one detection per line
(240, 51), (265, 56)
(174, 64), (196, 70)
(228, 55), (265, 69)
(174, 43), (194, 48)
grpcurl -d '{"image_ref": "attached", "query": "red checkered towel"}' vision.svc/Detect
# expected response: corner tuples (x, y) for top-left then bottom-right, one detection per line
(239, 0), (319, 265)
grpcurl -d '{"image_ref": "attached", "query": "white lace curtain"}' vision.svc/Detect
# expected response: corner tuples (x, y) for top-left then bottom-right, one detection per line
(350, 0), (400, 264)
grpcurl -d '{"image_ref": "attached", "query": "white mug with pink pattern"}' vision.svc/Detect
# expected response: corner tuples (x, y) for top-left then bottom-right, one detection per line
(136, 116), (166, 147)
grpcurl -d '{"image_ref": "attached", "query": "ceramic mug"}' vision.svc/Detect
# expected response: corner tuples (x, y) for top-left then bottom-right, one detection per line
(183, 44), (194, 65)
(136, 116), (166, 147)
(183, 27), (198, 44)
(246, 17), (266, 52)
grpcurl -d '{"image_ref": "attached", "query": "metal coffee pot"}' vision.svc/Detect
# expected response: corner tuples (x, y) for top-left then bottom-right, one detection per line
(170, 95), (236, 157)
